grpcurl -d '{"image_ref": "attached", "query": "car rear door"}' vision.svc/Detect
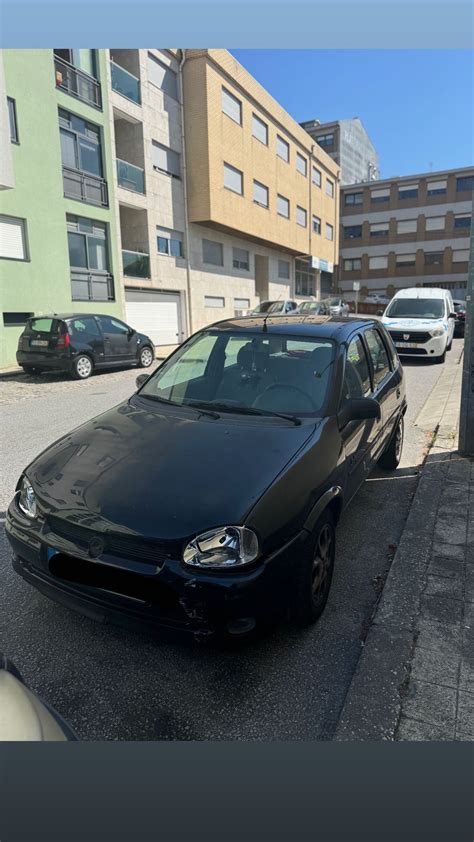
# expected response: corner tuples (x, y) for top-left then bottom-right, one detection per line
(339, 333), (374, 502)
(97, 316), (136, 363)
(362, 326), (396, 464)
(68, 316), (105, 363)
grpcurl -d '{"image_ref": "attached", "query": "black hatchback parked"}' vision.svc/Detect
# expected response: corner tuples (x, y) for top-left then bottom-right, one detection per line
(16, 314), (155, 379)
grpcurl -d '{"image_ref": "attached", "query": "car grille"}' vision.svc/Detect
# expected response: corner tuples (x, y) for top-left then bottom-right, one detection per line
(389, 330), (432, 344)
(395, 347), (428, 355)
(46, 515), (181, 564)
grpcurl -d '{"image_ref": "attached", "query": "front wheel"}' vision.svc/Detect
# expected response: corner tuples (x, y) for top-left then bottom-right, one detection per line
(138, 346), (154, 368)
(378, 414), (404, 470)
(72, 354), (93, 380)
(292, 511), (336, 626)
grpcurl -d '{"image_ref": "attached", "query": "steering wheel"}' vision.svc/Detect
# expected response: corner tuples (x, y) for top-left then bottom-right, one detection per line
(253, 383), (315, 412)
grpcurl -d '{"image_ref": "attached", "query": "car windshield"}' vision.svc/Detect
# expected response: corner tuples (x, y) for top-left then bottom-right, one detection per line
(385, 298), (445, 319)
(139, 330), (335, 418)
(325, 298), (341, 306)
(299, 302), (322, 312)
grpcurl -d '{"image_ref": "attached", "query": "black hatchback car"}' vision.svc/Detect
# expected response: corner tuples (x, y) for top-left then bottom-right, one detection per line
(16, 314), (155, 379)
(7, 316), (406, 638)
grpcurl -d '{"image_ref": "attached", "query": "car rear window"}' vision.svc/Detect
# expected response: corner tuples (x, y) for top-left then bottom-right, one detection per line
(26, 318), (60, 334)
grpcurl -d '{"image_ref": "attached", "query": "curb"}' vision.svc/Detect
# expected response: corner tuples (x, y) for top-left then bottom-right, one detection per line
(334, 351), (464, 741)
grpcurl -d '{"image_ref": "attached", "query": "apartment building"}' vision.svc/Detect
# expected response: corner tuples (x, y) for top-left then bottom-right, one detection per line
(338, 167), (473, 301)
(0, 49), (124, 368)
(300, 118), (379, 186)
(108, 48), (340, 348)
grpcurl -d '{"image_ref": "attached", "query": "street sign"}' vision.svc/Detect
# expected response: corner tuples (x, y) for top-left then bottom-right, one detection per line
(353, 281), (360, 291)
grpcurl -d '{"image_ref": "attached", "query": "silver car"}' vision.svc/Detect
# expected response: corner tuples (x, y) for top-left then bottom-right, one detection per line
(323, 297), (350, 317)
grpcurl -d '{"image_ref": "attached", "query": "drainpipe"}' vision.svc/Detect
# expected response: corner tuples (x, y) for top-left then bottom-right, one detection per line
(178, 49), (193, 338)
(308, 144), (321, 299)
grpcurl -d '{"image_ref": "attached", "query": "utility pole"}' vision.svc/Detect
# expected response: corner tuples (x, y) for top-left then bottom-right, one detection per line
(459, 221), (474, 456)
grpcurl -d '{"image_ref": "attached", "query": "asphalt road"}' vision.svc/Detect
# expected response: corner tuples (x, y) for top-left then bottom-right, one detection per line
(0, 340), (464, 740)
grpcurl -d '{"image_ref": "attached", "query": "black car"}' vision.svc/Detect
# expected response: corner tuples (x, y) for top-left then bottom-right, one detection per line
(7, 316), (406, 638)
(453, 301), (466, 337)
(16, 314), (155, 379)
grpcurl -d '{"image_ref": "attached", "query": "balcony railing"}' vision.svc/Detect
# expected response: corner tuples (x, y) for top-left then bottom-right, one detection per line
(70, 271), (115, 302)
(116, 159), (145, 194)
(54, 55), (102, 109)
(122, 250), (150, 278)
(110, 61), (141, 104)
(63, 166), (108, 207)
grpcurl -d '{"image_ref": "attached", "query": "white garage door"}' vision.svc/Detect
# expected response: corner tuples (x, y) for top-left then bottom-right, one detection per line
(125, 290), (182, 347)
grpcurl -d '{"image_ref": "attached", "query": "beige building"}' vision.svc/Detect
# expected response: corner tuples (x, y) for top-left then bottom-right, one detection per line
(108, 48), (340, 350)
(339, 167), (473, 301)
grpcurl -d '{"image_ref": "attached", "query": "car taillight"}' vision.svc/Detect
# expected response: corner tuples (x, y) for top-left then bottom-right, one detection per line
(57, 333), (70, 349)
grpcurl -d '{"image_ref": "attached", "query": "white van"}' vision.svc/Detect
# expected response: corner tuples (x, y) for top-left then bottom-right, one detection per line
(382, 287), (455, 363)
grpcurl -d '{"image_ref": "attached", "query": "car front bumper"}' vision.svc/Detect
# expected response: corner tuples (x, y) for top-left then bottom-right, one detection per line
(389, 333), (447, 358)
(6, 502), (305, 638)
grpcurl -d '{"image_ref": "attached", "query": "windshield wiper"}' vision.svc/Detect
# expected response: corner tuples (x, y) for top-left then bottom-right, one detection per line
(186, 400), (302, 426)
(137, 393), (220, 419)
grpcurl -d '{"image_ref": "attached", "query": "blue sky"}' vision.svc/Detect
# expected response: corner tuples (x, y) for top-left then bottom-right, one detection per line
(230, 50), (473, 179)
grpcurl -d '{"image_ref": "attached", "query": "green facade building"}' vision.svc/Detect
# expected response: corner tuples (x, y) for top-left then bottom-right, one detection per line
(0, 49), (124, 368)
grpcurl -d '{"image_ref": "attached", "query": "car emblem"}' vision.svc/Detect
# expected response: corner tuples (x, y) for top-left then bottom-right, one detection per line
(403, 333), (410, 341)
(88, 537), (104, 558)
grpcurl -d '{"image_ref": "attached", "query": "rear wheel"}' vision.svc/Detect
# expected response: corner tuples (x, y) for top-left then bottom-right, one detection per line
(72, 354), (93, 380)
(292, 511), (336, 626)
(138, 346), (154, 368)
(378, 414), (404, 470)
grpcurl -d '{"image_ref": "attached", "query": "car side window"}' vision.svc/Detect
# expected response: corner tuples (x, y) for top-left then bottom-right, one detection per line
(69, 317), (100, 337)
(100, 316), (129, 335)
(342, 335), (372, 403)
(365, 329), (390, 387)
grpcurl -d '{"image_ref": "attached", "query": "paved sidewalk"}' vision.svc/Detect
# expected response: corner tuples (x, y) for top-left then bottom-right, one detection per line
(335, 353), (473, 741)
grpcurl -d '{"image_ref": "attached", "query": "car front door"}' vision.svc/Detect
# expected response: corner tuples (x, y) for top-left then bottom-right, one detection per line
(362, 326), (394, 465)
(339, 334), (375, 502)
(98, 316), (137, 363)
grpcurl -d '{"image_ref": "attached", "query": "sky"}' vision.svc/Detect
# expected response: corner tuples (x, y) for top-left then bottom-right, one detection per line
(230, 50), (473, 179)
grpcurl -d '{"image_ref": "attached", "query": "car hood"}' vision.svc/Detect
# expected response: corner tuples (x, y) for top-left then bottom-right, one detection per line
(27, 400), (316, 540)
(382, 317), (446, 330)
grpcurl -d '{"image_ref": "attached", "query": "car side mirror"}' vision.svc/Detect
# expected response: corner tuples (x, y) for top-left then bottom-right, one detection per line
(449, 313), (457, 319)
(128, 327), (136, 337)
(339, 397), (381, 427)
(136, 373), (149, 389)
(376, 309), (384, 316)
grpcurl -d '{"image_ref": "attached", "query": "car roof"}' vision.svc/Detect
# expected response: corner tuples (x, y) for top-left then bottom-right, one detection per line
(392, 287), (451, 300)
(204, 314), (379, 339)
(27, 313), (115, 322)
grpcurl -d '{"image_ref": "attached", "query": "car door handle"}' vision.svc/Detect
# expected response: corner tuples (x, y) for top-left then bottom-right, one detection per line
(396, 387), (401, 398)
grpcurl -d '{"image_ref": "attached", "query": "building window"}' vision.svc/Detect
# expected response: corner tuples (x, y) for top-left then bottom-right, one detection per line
(252, 113), (268, 145)
(296, 152), (307, 177)
(54, 49), (101, 108)
(454, 214), (471, 229)
(452, 249), (470, 262)
(424, 251), (444, 266)
(221, 87), (242, 125)
(157, 228), (184, 258)
(427, 179), (447, 196)
(253, 180), (269, 208)
(224, 162), (243, 195)
(326, 223), (334, 240)
(326, 178), (334, 198)
(276, 135), (289, 162)
(0, 215), (28, 261)
(59, 109), (103, 177)
(312, 215), (321, 234)
(344, 258), (361, 271)
(397, 219), (417, 234)
(371, 188), (389, 203)
(202, 238), (224, 266)
(425, 216), (445, 231)
(369, 256), (388, 270)
(278, 259), (290, 280)
(398, 184), (418, 199)
(370, 222), (389, 237)
(345, 192), (363, 206)
(277, 194), (290, 218)
(3, 312), (34, 327)
(152, 141), (181, 178)
(295, 260), (315, 296)
(232, 247), (249, 271)
(456, 175), (474, 192)
(147, 53), (178, 100)
(7, 97), (19, 143)
(316, 133), (334, 148)
(312, 166), (321, 187)
(396, 254), (416, 267)
(67, 214), (113, 301)
(205, 296), (225, 308)
(344, 224), (362, 239)
(296, 206), (307, 227)
(235, 298), (250, 311)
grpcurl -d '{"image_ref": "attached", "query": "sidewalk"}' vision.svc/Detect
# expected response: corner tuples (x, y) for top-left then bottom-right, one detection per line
(335, 353), (473, 741)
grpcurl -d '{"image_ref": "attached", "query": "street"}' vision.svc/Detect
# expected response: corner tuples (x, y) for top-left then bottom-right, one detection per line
(0, 341), (464, 740)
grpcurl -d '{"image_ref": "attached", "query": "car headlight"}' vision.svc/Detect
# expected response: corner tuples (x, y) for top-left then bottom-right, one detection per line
(183, 526), (259, 569)
(430, 328), (445, 337)
(18, 476), (37, 519)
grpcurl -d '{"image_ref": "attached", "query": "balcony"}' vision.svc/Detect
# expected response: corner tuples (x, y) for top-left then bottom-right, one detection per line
(63, 166), (108, 207)
(116, 159), (145, 194)
(122, 250), (150, 279)
(110, 61), (141, 104)
(54, 55), (102, 109)
(70, 271), (115, 302)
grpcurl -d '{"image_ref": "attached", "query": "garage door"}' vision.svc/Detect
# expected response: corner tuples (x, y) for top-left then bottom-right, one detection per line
(125, 290), (182, 347)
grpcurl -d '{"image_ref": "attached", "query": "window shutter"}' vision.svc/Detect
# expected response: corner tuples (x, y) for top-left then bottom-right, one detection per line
(152, 142), (180, 177)
(253, 181), (269, 206)
(277, 195), (289, 217)
(397, 219), (417, 234)
(221, 88), (242, 124)
(453, 250), (469, 262)
(369, 256), (388, 269)
(147, 54), (178, 99)
(0, 216), (27, 260)
(371, 188), (390, 199)
(425, 216), (445, 231)
(224, 163), (243, 194)
(427, 180), (447, 191)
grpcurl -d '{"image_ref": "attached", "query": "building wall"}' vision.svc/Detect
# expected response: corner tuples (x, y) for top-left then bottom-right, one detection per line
(0, 49), (123, 368)
(339, 168), (473, 299)
(300, 118), (379, 186)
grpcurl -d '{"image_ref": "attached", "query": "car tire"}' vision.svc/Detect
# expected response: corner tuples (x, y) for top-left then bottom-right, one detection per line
(72, 354), (93, 380)
(292, 510), (336, 626)
(378, 414), (404, 471)
(138, 346), (154, 368)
